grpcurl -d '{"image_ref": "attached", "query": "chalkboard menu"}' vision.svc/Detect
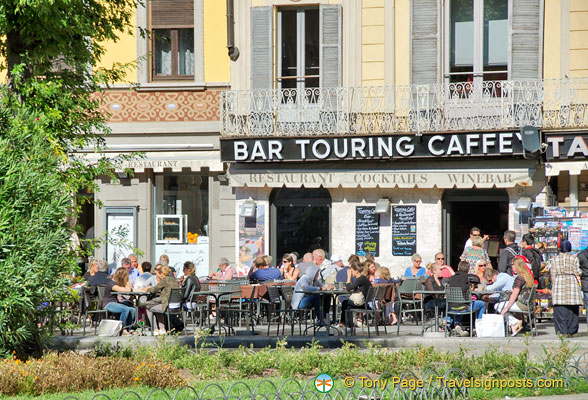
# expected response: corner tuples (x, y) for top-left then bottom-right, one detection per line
(355, 206), (379, 257)
(392, 205), (417, 256)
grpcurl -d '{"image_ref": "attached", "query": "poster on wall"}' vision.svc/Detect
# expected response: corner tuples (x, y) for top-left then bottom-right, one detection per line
(392, 205), (417, 256)
(105, 207), (136, 272)
(238, 204), (265, 275)
(355, 206), (379, 257)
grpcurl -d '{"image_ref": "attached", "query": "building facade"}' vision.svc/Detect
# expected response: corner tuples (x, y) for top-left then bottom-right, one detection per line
(92, 0), (235, 276)
(94, 0), (588, 276)
(220, 0), (588, 275)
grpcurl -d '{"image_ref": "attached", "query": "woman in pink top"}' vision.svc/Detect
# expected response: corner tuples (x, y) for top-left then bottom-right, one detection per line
(209, 257), (236, 280)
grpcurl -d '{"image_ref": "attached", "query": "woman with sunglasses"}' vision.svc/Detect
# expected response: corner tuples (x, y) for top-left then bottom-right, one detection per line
(280, 254), (300, 280)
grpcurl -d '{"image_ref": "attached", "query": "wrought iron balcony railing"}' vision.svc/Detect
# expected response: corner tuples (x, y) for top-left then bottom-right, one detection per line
(220, 79), (588, 137)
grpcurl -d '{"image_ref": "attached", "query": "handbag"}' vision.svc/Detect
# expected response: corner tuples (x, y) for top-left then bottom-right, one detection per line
(349, 292), (365, 306)
(475, 314), (505, 337)
(97, 320), (123, 337)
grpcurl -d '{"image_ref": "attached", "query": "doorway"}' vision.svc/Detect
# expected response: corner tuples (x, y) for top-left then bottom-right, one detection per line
(270, 188), (331, 260)
(442, 189), (509, 270)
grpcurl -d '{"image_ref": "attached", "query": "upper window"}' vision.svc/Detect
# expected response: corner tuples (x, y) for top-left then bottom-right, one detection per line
(153, 29), (194, 79)
(448, 0), (508, 84)
(151, 0), (195, 81)
(277, 7), (320, 90)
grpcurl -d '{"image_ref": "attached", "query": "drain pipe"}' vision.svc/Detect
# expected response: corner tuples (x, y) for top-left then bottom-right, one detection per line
(227, 0), (240, 61)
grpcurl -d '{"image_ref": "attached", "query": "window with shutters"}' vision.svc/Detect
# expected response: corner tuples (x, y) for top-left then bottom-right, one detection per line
(277, 7), (320, 90)
(151, 0), (194, 81)
(446, 0), (508, 84)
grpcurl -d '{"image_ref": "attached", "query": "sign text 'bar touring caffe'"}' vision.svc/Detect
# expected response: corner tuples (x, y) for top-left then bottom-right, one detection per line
(220, 132), (524, 162)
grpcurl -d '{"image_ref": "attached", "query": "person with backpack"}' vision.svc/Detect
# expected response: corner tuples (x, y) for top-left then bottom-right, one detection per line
(498, 230), (520, 276)
(521, 234), (543, 282)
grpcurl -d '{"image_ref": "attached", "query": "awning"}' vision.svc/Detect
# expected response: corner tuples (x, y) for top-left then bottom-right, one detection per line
(228, 167), (534, 189)
(545, 161), (588, 177)
(81, 150), (223, 173)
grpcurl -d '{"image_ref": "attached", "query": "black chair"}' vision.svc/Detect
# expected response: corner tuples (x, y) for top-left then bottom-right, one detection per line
(151, 288), (185, 335)
(82, 285), (108, 335)
(396, 278), (425, 336)
(347, 287), (380, 337)
(445, 287), (475, 337)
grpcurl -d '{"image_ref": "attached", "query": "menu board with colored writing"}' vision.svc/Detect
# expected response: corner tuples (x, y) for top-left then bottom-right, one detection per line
(392, 205), (417, 256)
(355, 206), (379, 257)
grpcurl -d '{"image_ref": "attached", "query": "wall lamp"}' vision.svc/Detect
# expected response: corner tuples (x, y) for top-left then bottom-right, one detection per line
(375, 198), (390, 214)
(240, 198), (257, 218)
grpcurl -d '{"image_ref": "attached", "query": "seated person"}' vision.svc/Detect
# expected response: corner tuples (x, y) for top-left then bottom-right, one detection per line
(133, 261), (157, 289)
(494, 258), (534, 336)
(102, 268), (136, 335)
(181, 261), (201, 310)
(424, 264), (446, 317)
(248, 255), (283, 282)
(88, 259), (110, 286)
(404, 253), (427, 277)
(374, 266), (400, 326)
(430, 252), (455, 278)
(340, 263), (372, 328)
(474, 260), (490, 286)
(446, 261), (485, 337)
(291, 264), (331, 325)
(483, 268), (515, 303)
(210, 257), (237, 280)
(280, 253), (300, 281)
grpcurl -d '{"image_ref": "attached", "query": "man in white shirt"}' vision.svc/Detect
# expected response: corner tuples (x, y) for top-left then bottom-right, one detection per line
(464, 227), (489, 250)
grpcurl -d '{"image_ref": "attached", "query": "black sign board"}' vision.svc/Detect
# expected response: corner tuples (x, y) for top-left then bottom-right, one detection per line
(392, 205), (417, 256)
(220, 132), (525, 162)
(545, 133), (588, 160)
(355, 206), (379, 257)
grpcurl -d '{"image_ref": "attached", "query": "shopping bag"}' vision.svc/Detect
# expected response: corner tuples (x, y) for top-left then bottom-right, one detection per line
(97, 320), (123, 337)
(475, 314), (505, 337)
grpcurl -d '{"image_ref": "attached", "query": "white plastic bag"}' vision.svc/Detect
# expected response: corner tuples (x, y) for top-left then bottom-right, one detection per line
(475, 314), (505, 337)
(97, 320), (123, 337)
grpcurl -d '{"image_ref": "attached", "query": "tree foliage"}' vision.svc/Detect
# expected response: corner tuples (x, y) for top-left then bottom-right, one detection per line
(0, 0), (139, 355)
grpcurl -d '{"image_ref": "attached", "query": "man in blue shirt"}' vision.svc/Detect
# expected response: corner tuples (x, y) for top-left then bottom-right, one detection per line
(111, 257), (140, 286)
(484, 268), (515, 302)
(249, 256), (283, 282)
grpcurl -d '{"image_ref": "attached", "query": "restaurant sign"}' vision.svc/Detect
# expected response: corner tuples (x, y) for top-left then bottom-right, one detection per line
(220, 132), (524, 162)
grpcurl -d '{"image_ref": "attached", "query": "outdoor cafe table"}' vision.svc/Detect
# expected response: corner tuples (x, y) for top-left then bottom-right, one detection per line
(195, 289), (241, 335)
(295, 289), (349, 335)
(413, 290), (445, 333)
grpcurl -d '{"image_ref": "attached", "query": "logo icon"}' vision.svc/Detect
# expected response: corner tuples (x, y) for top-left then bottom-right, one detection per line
(314, 373), (334, 393)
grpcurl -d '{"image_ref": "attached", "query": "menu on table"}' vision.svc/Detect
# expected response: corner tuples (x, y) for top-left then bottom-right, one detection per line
(392, 205), (417, 256)
(355, 206), (380, 257)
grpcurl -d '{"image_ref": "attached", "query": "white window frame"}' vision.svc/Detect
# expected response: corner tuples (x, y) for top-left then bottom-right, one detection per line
(444, 0), (510, 86)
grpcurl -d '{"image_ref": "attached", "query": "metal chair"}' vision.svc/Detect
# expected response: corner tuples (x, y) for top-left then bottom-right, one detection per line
(520, 285), (538, 336)
(82, 285), (108, 335)
(151, 288), (185, 335)
(444, 287), (475, 337)
(396, 278), (425, 336)
(347, 286), (381, 337)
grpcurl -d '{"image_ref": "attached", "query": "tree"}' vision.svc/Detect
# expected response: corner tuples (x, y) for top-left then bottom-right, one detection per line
(0, 0), (139, 355)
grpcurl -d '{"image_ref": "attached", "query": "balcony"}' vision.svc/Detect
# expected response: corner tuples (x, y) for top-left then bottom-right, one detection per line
(220, 79), (588, 137)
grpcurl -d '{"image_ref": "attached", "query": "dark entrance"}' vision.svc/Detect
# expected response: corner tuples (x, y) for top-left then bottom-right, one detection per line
(270, 188), (331, 260)
(442, 189), (509, 270)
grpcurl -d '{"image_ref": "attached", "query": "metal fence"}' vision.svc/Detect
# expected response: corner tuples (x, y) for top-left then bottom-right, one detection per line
(62, 355), (588, 400)
(221, 78), (588, 137)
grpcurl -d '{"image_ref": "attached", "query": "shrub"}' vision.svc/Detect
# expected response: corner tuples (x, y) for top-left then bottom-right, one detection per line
(0, 352), (182, 396)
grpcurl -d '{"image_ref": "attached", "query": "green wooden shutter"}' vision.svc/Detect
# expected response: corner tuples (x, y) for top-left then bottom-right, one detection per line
(320, 4), (342, 88)
(511, 0), (542, 80)
(250, 6), (273, 89)
(411, 0), (439, 84)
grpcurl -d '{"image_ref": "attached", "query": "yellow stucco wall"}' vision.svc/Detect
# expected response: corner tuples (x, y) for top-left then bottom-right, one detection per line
(362, 0), (385, 87)
(543, 0), (562, 79)
(394, 0), (410, 86)
(570, 0), (588, 77)
(96, 11), (137, 83)
(204, 0), (230, 83)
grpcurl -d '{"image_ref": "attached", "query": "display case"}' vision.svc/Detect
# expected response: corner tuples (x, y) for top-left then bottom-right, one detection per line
(156, 214), (187, 244)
